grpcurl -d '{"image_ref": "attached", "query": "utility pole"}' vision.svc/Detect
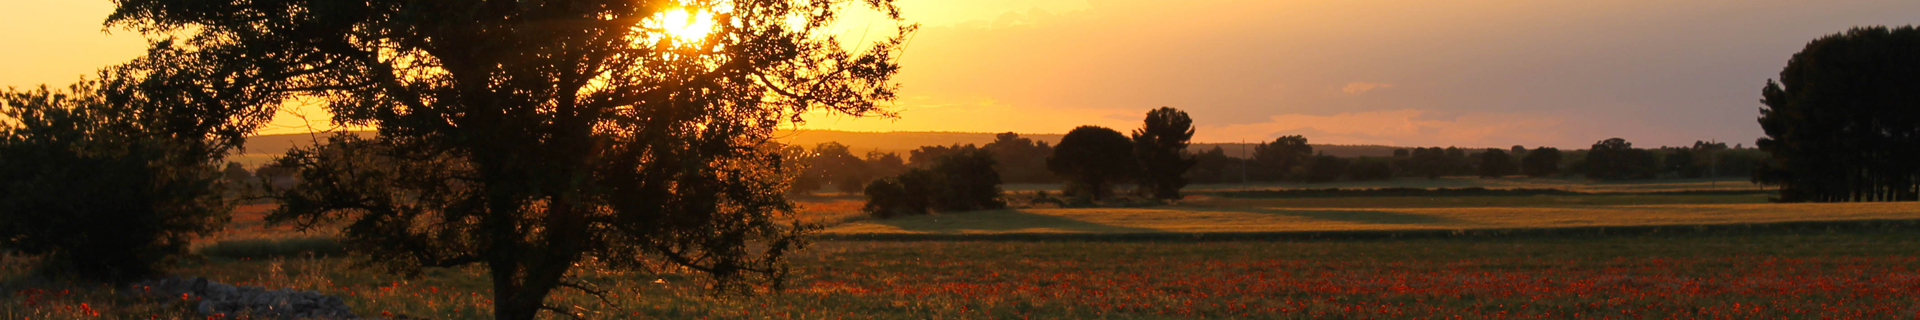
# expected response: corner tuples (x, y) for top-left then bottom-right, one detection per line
(1240, 139), (1249, 185)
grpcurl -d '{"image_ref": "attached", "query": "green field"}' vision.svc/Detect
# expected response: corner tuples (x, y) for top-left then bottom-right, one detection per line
(7, 180), (1920, 319)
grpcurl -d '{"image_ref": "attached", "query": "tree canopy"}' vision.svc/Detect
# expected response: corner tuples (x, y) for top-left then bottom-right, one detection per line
(1251, 135), (1311, 180)
(107, 0), (912, 318)
(1048, 126), (1137, 200)
(1584, 138), (1657, 180)
(0, 57), (255, 282)
(1521, 147), (1563, 178)
(1132, 107), (1196, 200)
(1757, 25), (1920, 202)
(1477, 148), (1516, 178)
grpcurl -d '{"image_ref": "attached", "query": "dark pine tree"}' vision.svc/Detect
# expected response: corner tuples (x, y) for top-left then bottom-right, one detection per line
(1132, 107), (1197, 200)
(1758, 26), (1920, 202)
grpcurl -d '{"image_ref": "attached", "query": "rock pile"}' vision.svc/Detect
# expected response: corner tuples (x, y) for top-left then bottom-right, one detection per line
(133, 276), (360, 319)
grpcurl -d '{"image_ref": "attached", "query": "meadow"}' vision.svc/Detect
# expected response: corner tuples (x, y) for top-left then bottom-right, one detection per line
(4, 179), (1920, 319)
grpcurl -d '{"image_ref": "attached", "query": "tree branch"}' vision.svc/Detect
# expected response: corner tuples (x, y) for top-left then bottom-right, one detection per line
(557, 280), (622, 311)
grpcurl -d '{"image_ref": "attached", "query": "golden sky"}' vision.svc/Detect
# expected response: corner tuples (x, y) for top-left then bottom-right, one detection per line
(5, 0), (1920, 148)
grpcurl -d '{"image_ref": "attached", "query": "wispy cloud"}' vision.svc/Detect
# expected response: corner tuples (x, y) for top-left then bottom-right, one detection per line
(1342, 82), (1394, 95)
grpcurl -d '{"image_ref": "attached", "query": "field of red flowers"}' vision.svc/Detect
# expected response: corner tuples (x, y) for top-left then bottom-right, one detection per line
(5, 229), (1919, 319)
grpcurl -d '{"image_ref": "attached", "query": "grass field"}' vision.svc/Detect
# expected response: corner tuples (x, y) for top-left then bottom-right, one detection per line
(5, 181), (1919, 319)
(1006, 177), (1770, 193)
(8, 230), (1919, 319)
(826, 194), (1920, 236)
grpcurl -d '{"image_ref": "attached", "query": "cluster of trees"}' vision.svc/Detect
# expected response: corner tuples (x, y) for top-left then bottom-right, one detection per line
(861, 107), (1200, 216)
(790, 132), (1062, 196)
(860, 147), (1004, 218)
(1185, 136), (1763, 184)
(1044, 107), (1197, 201)
(1756, 26), (1920, 202)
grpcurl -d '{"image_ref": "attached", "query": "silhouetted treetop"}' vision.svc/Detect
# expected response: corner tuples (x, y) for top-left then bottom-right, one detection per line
(1758, 25), (1920, 202)
(1049, 126), (1136, 200)
(1133, 107), (1196, 200)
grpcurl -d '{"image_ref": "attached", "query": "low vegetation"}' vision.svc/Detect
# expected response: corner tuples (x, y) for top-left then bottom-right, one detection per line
(7, 227), (1920, 319)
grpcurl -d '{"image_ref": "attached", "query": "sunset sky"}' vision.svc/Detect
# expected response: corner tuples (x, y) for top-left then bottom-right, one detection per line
(5, 0), (1919, 148)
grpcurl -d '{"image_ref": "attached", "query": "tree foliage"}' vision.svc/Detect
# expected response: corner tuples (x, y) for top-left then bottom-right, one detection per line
(1477, 149), (1516, 178)
(983, 132), (1056, 183)
(1250, 135), (1312, 180)
(1346, 157), (1394, 181)
(1757, 26), (1920, 202)
(1187, 146), (1240, 184)
(1048, 126), (1137, 200)
(807, 142), (870, 194)
(1131, 107), (1196, 200)
(928, 147), (1004, 211)
(1521, 147), (1563, 178)
(862, 169), (934, 219)
(1584, 138), (1658, 180)
(0, 59), (259, 282)
(861, 147), (1002, 217)
(1303, 154), (1349, 183)
(108, 0), (912, 318)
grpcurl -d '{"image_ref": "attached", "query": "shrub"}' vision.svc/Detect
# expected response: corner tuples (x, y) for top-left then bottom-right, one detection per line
(0, 73), (237, 283)
(863, 149), (1005, 218)
(863, 169), (935, 218)
(930, 148), (1004, 211)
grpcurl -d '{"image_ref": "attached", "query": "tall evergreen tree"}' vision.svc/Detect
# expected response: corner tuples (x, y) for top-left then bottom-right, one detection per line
(1132, 107), (1196, 200)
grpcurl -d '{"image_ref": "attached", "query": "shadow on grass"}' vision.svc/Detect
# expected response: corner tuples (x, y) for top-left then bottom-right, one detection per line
(873, 210), (1161, 233)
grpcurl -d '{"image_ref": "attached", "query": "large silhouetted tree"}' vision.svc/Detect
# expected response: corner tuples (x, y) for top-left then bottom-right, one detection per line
(1757, 26), (1920, 202)
(1132, 107), (1196, 200)
(109, 1), (912, 318)
(1048, 126), (1137, 200)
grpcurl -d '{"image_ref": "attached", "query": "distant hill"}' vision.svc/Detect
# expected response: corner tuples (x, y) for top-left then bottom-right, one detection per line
(230, 130), (1409, 167)
(229, 131), (373, 167)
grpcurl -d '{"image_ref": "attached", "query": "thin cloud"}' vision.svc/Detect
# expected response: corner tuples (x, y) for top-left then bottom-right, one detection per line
(1342, 82), (1394, 95)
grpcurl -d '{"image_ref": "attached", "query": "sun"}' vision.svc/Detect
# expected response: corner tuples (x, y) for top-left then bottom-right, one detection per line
(654, 9), (716, 42)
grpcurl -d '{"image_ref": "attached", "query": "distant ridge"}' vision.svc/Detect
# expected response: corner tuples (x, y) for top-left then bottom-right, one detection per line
(230, 130), (1411, 167)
